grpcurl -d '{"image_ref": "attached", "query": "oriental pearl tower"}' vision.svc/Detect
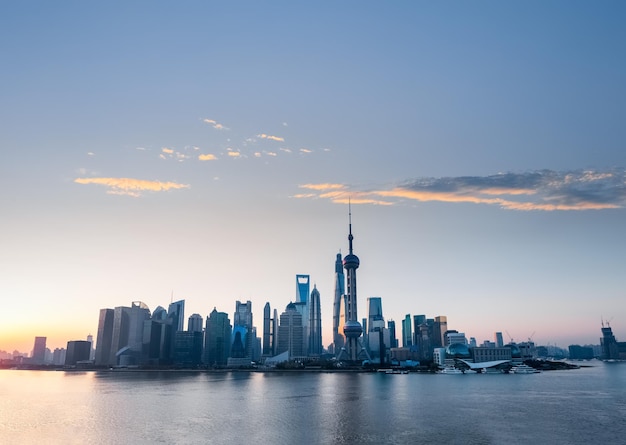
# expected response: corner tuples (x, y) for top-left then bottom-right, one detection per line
(342, 203), (364, 362)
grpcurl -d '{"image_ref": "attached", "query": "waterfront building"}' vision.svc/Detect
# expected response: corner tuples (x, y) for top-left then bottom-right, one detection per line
(188, 314), (203, 333)
(95, 308), (114, 366)
(32, 336), (47, 365)
(65, 340), (91, 366)
(173, 331), (203, 367)
(141, 305), (173, 366)
(402, 315), (412, 347)
(228, 300), (255, 367)
(339, 207), (366, 362)
(599, 322), (626, 360)
(332, 252), (346, 353)
(568, 345), (594, 360)
(109, 306), (130, 365)
(433, 347), (446, 367)
(277, 302), (304, 358)
(472, 346), (513, 363)
(309, 285), (323, 356)
(204, 308), (231, 367)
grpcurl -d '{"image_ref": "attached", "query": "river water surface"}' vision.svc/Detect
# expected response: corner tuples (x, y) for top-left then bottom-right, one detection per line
(1, 362), (625, 444)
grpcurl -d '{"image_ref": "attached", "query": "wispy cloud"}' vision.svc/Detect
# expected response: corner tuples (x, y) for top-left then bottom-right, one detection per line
(203, 118), (227, 130)
(74, 177), (190, 197)
(257, 133), (285, 142)
(227, 150), (241, 158)
(161, 147), (174, 154)
(297, 170), (626, 211)
(300, 148), (312, 154)
(198, 153), (217, 161)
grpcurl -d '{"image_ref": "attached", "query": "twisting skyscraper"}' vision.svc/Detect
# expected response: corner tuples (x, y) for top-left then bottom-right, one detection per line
(342, 205), (364, 362)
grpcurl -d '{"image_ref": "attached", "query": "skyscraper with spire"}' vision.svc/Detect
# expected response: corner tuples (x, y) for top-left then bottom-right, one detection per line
(341, 204), (364, 362)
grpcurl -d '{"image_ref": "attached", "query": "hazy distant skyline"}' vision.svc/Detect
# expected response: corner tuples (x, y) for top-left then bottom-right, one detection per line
(2, 2), (626, 352)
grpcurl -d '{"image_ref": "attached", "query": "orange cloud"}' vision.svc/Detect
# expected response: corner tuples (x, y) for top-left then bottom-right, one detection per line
(198, 153), (217, 161)
(257, 133), (285, 142)
(299, 183), (346, 191)
(74, 177), (190, 197)
(203, 118), (227, 130)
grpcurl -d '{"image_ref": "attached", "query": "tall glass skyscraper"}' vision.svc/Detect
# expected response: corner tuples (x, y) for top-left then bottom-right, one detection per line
(332, 252), (346, 353)
(309, 285), (322, 355)
(204, 308), (231, 366)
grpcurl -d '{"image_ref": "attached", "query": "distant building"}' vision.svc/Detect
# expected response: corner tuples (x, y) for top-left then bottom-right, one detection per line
(262, 302), (273, 357)
(188, 314), (203, 333)
(433, 316), (447, 348)
(600, 323), (626, 360)
(387, 320), (398, 348)
(52, 348), (66, 366)
(367, 297), (389, 364)
(402, 315), (412, 348)
(568, 345), (594, 360)
(332, 252), (346, 353)
(494, 332), (504, 348)
(32, 337), (47, 365)
(472, 346), (513, 363)
(65, 340), (92, 366)
(168, 300), (185, 332)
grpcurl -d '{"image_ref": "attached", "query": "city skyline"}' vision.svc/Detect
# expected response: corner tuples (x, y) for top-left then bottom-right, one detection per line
(2, 2), (626, 352)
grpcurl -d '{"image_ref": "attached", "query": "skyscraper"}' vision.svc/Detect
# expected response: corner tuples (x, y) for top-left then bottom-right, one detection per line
(367, 297), (388, 363)
(95, 308), (114, 366)
(188, 314), (203, 333)
(168, 300), (185, 332)
(402, 315), (412, 347)
(277, 303), (304, 358)
(309, 285), (322, 356)
(433, 316), (448, 348)
(228, 300), (255, 367)
(65, 340), (91, 366)
(295, 275), (310, 355)
(341, 206), (364, 362)
(263, 302), (272, 357)
(32, 336), (47, 365)
(332, 252), (346, 353)
(204, 308), (231, 366)
(494, 332), (504, 348)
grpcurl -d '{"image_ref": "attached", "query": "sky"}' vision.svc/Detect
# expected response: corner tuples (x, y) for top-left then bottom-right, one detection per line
(2, 1), (626, 354)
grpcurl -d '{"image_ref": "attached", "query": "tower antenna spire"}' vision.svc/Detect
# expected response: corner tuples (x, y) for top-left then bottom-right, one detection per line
(348, 197), (354, 254)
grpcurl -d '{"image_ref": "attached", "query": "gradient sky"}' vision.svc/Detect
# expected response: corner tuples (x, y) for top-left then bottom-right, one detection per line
(2, 2), (626, 354)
